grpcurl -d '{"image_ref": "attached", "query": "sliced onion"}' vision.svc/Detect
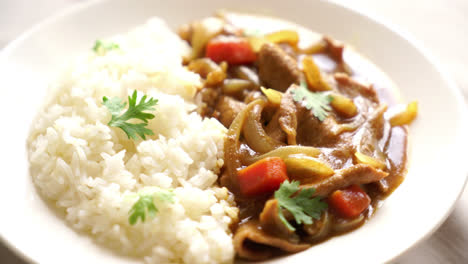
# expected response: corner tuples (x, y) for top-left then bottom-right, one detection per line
(243, 99), (284, 153)
(243, 145), (321, 165)
(222, 99), (264, 193)
(330, 93), (358, 118)
(190, 17), (224, 59)
(354, 152), (386, 170)
(222, 79), (254, 95)
(302, 56), (332, 91)
(248, 36), (270, 53)
(284, 155), (335, 181)
(299, 40), (328, 54)
(233, 66), (260, 86)
(303, 210), (331, 242)
(389, 101), (418, 126)
(265, 30), (299, 46)
(261, 87), (283, 106)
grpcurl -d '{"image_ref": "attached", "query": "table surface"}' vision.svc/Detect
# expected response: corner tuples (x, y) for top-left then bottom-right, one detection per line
(1, 0), (467, 263)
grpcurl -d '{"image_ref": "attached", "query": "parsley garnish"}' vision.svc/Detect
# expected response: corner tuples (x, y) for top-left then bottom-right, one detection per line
(92, 40), (119, 54)
(291, 82), (332, 121)
(128, 190), (175, 225)
(102, 90), (158, 140)
(274, 180), (328, 231)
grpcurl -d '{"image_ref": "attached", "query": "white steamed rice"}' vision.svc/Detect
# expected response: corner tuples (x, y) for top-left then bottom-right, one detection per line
(27, 18), (238, 264)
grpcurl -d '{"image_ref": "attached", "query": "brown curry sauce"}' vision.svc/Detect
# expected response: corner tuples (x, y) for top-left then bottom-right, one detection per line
(182, 11), (409, 260)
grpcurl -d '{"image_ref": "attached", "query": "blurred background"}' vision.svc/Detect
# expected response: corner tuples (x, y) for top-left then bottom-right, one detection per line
(0, 0), (467, 263)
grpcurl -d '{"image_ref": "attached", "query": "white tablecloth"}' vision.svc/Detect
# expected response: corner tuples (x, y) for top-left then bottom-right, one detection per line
(1, 0), (467, 263)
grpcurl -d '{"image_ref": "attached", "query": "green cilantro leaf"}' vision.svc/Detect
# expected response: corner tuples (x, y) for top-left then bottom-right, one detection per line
(155, 190), (176, 203)
(274, 180), (328, 231)
(103, 96), (126, 116)
(128, 190), (175, 225)
(102, 90), (158, 140)
(291, 82), (333, 121)
(92, 40), (120, 54)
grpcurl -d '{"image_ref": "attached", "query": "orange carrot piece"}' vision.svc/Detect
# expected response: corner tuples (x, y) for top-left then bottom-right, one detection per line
(329, 184), (371, 218)
(237, 157), (289, 196)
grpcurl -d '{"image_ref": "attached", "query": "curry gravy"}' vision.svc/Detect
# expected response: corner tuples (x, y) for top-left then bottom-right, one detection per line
(189, 11), (410, 259)
(222, 10), (408, 216)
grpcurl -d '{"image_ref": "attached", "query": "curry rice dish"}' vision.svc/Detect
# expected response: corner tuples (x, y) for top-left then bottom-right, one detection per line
(27, 11), (417, 264)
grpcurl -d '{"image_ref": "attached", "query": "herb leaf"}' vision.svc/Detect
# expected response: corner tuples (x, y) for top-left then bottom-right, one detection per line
(274, 180), (328, 231)
(102, 90), (158, 140)
(291, 82), (332, 121)
(128, 190), (175, 225)
(93, 40), (120, 54)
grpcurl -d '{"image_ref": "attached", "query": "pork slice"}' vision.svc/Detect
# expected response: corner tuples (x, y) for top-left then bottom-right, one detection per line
(301, 164), (389, 197)
(215, 95), (246, 127)
(265, 110), (288, 142)
(334, 73), (379, 103)
(296, 109), (341, 147)
(233, 221), (310, 261)
(258, 43), (301, 92)
(265, 88), (301, 144)
(353, 104), (388, 157)
(324, 36), (344, 62)
(272, 84), (340, 147)
(278, 91), (298, 145)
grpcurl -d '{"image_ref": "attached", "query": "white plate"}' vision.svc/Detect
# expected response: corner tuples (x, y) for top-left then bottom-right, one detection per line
(0, 0), (467, 263)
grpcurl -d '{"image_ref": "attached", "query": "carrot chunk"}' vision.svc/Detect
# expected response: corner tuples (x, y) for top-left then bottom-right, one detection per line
(237, 157), (289, 196)
(329, 184), (371, 218)
(205, 38), (256, 64)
